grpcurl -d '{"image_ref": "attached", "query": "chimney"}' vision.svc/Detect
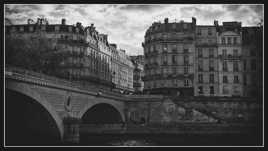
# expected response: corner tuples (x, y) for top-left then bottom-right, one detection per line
(76, 22), (81, 27)
(62, 18), (66, 25)
(214, 20), (219, 26)
(192, 17), (196, 25)
(164, 18), (168, 24)
(91, 23), (94, 27)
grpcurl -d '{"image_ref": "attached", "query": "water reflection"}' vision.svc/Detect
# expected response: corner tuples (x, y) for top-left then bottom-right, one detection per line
(108, 139), (155, 146)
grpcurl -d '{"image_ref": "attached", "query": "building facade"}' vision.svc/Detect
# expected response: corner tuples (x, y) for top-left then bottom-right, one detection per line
(217, 22), (243, 97)
(143, 18), (196, 96)
(195, 24), (219, 96)
(143, 17), (262, 97)
(5, 18), (134, 92)
(130, 55), (145, 93)
(242, 27), (263, 99)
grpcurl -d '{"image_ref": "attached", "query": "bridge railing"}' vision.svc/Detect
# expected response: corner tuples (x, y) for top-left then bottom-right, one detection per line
(5, 66), (125, 98)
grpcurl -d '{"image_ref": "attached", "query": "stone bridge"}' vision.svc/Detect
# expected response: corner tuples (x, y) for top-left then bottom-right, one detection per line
(5, 67), (262, 145)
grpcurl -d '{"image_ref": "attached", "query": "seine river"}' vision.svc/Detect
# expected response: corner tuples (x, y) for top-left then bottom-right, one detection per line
(79, 133), (261, 146)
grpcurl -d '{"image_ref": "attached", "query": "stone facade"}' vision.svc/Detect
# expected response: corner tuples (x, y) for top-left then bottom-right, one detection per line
(143, 18), (196, 96)
(130, 55), (145, 93)
(5, 18), (134, 93)
(143, 17), (262, 97)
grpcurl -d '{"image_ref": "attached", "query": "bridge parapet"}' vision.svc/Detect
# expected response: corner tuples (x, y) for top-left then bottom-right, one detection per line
(5, 66), (126, 101)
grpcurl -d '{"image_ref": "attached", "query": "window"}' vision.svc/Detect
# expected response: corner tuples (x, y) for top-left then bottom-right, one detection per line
(234, 75), (239, 83)
(173, 67), (177, 74)
(221, 37), (225, 44)
(198, 74), (203, 83)
(209, 74), (214, 83)
(172, 55), (177, 64)
(223, 76), (228, 83)
(55, 26), (59, 31)
(233, 49), (238, 56)
(162, 55), (167, 65)
(210, 86), (214, 95)
(198, 48), (203, 57)
(19, 27), (24, 32)
(244, 60), (247, 71)
(222, 49), (227, 57)
(223, 86), (229, 94)
(184, 66), (189, 74)
(209, 60), (214, 71)
(184, 79), (189, 87)
(251, 59), (257, 71)
(184, 55), (189, 65)
(184, 49), (189, 53)
(198, 60), (203, 71)
(209, 48), (214, 57)
(183, 24), (187, 29)
(208, 28), (212, 35)
(233, 62), (239, 72)
(197, 29), (201, 35)
(198, 86), (203, 95)
(223, 61), (228, 71)
(227, 37), (231, 44)
(233, 37), (237, 44)
(163, 44), (168, 52)
(243, 75), (247, 85)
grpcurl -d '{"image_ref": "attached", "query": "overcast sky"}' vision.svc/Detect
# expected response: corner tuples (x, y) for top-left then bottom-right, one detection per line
(5, 4), (263, 56)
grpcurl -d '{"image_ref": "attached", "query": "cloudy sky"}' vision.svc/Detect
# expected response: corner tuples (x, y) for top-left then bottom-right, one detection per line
(5, 4), (263, 55)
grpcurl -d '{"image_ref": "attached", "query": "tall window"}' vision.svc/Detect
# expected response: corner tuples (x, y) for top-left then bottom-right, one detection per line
(223, 61), (228, 71)
(223, 76), (228, 83)
(210, 86), (214, 95)
(209, 60), (214, 71)
(233, 37), (237, 44)
(209, 74), (214, 83)
(209, 48), (214, 58)
(198, 86), (203, 95)
(198, 60), (203, 71)
(222, 49), (227, 57)
(198, 48), (203, 57)
(163, 44), (168, 52)
(198, 74), (203, 83)
(244, 75), (247, 85)
(227, 37), (231, 44)
(184, 66), (189, 74)
(233, 49), (238, 56)
(184, 79), (189, 87)
(234, 75), (239, 83)
(162, 55), (167, 65)
(221, 37), (226, 44)
(184, 55), (189, 65)
(173, 67), (177, 74)
(197, 29), (201, 35)
(233, 62), (239, 72)
(244, 60), (247, 71)
(172, 55), (177, 64)
(208, 28), (212, 35)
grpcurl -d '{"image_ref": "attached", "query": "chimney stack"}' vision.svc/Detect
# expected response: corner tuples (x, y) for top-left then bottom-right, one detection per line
(192, 17), (196, 25)
(164, 18), (169, 24)
(62, 18), (66, 25)
(214, 20), (219, 26)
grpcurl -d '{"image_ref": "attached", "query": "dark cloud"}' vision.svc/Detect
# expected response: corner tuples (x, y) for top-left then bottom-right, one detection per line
(248, 5), (263, 16)
(55, 5), (66, 11)
(223, 5), (242, 11)
(120, 5), (165, 12)
(181, 6), (224, 21)
(5, 5), (40, 14)
(75, 7), (87, 16)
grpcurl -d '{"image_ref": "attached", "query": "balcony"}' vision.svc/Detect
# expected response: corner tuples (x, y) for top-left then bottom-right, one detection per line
(218, 54), (241, 60)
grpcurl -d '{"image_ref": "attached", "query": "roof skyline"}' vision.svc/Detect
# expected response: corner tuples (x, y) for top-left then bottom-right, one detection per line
(5, 4), (263, 55)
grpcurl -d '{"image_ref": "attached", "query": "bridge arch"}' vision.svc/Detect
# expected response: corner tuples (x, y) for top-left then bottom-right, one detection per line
(5, 82), (64, 144)
(79, 101), (125, 124)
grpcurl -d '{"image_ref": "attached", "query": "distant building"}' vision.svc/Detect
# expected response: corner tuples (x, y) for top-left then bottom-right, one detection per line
(5, 18), (134, 92)
(242, 26), (263, 98)
(143, 17), (263, 97)
(130, 55), (144, 93)
(143, 18), (196, 96)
